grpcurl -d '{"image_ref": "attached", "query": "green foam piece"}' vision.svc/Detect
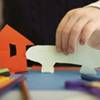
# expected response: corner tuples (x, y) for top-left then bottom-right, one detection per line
(0, 68), (10, 76)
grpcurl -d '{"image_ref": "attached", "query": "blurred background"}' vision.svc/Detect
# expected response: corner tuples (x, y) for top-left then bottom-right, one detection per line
(0, 0), (3, 29)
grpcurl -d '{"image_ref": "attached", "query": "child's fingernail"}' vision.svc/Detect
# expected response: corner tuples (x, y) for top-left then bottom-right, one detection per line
(57, 48), (61, 52)
(80, 39), (85, 45)
(64, 51), (69, 55)
(67, 47), (74, 54)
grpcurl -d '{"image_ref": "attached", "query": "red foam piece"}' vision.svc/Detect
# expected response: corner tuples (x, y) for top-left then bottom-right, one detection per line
(0, 25), (33, 73)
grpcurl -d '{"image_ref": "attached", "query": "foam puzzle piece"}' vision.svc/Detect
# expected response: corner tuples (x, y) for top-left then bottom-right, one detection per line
(0, 25), (33, 73)
(26, 44), (100, 75)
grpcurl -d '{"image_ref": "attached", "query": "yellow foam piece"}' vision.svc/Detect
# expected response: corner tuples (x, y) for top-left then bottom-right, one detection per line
(90, 82), (100, 88)
(0, 77), (11, 83)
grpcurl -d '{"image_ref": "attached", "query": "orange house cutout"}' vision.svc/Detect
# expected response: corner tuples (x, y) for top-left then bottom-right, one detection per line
(0, 25), (33, 73)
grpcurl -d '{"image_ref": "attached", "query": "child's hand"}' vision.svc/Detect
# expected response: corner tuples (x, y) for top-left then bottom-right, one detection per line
(56, 7), (100, 54)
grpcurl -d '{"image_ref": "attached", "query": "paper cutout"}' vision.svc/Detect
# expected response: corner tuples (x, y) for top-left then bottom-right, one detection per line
(26, 45), (100, 75)
(0, 25), (33, 73)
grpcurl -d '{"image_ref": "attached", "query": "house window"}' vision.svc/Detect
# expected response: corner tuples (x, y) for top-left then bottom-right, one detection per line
(9, 44), (16, 56)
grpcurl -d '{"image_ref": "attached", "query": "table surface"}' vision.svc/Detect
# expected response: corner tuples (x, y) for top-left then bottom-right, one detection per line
(1, 70), (100, 100)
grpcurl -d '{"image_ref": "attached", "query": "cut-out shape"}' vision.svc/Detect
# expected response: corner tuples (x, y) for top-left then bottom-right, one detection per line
(0, 25), (33, 73)
(9, 44), (16, 56)
(26, 45), (100, 75)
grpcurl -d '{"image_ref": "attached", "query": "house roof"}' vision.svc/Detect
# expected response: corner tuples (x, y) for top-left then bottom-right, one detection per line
(0, 25), (33, 45)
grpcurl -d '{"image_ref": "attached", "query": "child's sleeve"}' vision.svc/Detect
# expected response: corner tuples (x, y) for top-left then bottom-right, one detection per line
(87, 0), (100, 9)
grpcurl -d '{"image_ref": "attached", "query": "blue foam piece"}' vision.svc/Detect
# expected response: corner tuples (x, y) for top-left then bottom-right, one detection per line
(25, 71), (81, 90)
(12, 71), (100, 90)
(81, 73), (100, 81)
